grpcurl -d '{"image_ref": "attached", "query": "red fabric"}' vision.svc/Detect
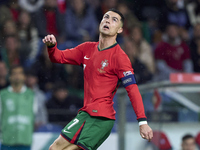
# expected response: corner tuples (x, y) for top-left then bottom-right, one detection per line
(45, 11), (58, 36)
(152, 89), (162, 110)
(47, 42), (146, 120)
(57, 0), (66, 14)
(125, 84), (147, 120)
(71, 121), (85, 144)
(196, 132), (200, 146)
(154, 41), (191, 71)
(151, 131), (172, 150)
(10, 8), (19, 22)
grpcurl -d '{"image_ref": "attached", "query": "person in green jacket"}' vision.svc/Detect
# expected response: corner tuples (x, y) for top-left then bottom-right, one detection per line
(0, 65), (36, 150)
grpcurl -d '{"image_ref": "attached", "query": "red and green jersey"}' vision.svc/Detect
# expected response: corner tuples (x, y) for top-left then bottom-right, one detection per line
(47, 42), (147, 122)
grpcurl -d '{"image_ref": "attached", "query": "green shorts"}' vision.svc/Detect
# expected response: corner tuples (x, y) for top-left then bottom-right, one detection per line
(60, 111), (115, 150)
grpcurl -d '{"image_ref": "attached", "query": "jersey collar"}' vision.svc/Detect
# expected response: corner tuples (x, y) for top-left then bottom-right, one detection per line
(97, 42), (118, 51)
(8, 85), (27, 93)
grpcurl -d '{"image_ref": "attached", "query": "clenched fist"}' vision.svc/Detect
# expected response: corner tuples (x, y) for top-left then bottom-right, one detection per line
(42, 34), (57, 47)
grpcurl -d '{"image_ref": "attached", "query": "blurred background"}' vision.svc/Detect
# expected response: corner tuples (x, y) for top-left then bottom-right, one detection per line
(0, 0), (200, 149)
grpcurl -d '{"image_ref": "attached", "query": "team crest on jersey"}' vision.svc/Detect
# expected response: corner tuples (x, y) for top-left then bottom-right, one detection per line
(98, 59), (109, 73)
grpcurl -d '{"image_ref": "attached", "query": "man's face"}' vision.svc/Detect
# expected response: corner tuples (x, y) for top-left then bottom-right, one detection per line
(10, 67), (25, 85)
(182, 138), (196, 150)
(45, 0), (57, 8)
(26, 75), (37, 88)
(104, 0), (117, 9)
(166, 25), (179, 40)
(131, 27), (142, 43)
(5, 37), (18, 52)
(99, 11), (123, 37)
(72, 0), (85, 14)
(54, 89), (68, 102)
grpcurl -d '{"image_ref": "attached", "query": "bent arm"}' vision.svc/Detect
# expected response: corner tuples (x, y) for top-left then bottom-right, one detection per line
(43, 34), (84, 65)
(47, 43), (83, 65)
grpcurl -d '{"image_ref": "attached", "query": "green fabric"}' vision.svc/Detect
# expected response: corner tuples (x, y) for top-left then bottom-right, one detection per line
(0, 87), (34, 146)
(0, 48), (9, 69)
(97, 42), (117, 51)
(142, 22), (151, 43)
(61, 111), (114, 150)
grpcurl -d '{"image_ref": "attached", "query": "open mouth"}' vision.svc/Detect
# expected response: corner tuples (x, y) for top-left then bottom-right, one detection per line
(103, 25), (109, 29)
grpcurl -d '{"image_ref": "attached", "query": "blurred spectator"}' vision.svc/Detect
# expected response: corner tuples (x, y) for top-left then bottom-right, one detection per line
(140, 6), (163, 45)
(0, 35), (21, 69)
(26, 70), (48, 129)
(181, 134), (196, 150)
(57, 0), (67, 14)
(123, 38), (152, 84)
(130, 25), (156, 75)
(65, 0), (98, 42)
(0, 65), (37, 150)
(86, 0), (100, 10)
(132, 0), (165, 21)
(46, 82), (83, 127)
(32, 0), (65, 43)
(154, 23), (193, 80)
(7, 0), (21, 22)
(64, 64), (84, 90)
(189, 23), (200, 72)
(0, 5), (12, 29)
(187, 0), (200, 26)
(179, 27), (190, 44)
(19, 0), (44, 13)
(95, 0), (118, 23)
(0, 61), (9, 90)
(159, 0), (190, 31)
(117, 3), (141, 36)
(31, 46), (64, 93)
(1, 19), (17, 37)
(17, 10), (39, 67)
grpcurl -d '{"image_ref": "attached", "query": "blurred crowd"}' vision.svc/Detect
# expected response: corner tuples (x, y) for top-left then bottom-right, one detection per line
(0, 0), (200, 129)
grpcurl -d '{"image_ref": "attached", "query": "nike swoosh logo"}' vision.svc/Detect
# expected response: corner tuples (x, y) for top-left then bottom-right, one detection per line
(84, 56), (90, 60)
(63, 130), (71, 133)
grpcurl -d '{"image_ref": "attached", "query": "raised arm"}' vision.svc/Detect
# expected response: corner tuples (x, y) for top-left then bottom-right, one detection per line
(114, 52), (153, 141)
(43, 34), (83, 65)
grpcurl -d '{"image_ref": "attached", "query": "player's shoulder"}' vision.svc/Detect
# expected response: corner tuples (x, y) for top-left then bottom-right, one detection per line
(113, 44), (127, 57)
(112, 44), (130, 64)
(81, 41), (98, 47)
(77, 42), (98, 51)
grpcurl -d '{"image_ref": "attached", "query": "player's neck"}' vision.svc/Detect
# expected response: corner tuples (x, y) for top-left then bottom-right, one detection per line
(11, 84), (24, 93)
(98, 34), (117, 50)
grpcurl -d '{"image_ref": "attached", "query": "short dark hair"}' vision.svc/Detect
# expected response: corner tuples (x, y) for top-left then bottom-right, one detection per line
(165, 22), (179, 31)
(25, 69), (37, 77)
(109, 8), (124, 26)
(10, 65), (24, 75)
(182, 134), (194, 142)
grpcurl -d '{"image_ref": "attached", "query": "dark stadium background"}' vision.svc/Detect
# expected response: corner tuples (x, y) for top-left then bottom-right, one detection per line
(0, 0), (200, 149)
